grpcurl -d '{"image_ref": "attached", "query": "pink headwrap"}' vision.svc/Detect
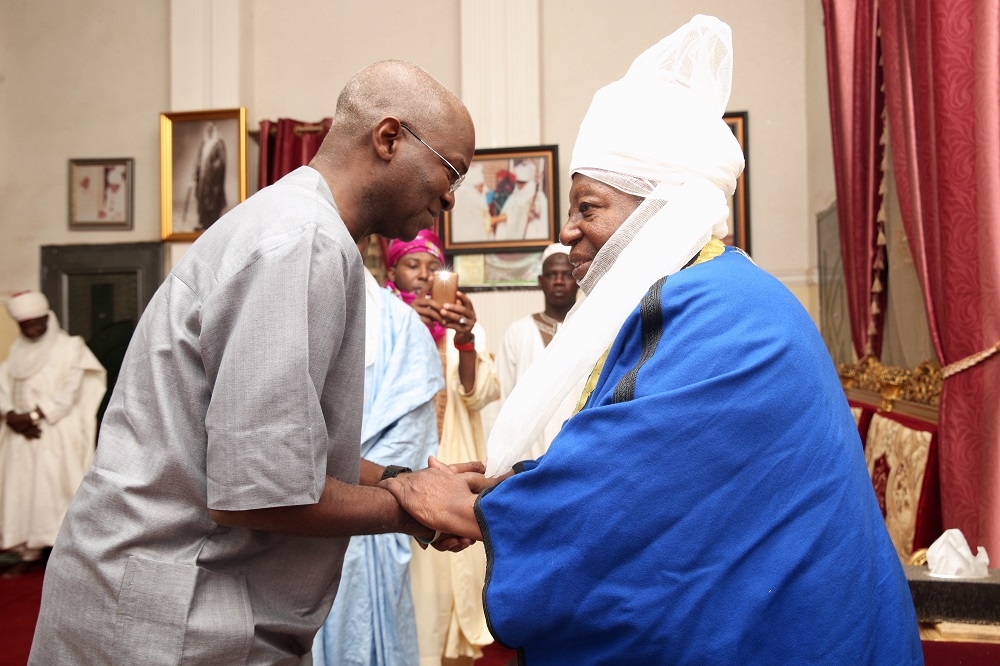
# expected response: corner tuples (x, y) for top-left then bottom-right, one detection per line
(385, 229), (445, 269)
(385, 229), (448, 342)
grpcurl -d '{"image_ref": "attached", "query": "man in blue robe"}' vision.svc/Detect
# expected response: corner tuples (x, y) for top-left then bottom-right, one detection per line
(312, 252), (444, 666)
(381, 15), (923, 665)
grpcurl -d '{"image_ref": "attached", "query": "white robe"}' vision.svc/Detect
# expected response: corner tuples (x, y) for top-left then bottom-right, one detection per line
(494, 185), (549, 241)
(495, 315), (579, 461)
(0, 322), (106, 551)
(449, 186), (492, 243)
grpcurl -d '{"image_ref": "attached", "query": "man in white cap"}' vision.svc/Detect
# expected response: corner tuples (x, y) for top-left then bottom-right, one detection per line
(494, 243), (579, 459)
(0, 291), (105, 574)
(493, 160), (548, 240)
(382, 15), (922, 663)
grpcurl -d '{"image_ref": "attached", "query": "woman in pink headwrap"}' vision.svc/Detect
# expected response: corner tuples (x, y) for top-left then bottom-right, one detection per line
(383, 229), (500, 663)
(384, 230), (449, 346)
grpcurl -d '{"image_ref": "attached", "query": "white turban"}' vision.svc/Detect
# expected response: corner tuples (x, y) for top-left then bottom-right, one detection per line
(513, 162), (537, 182)
(466, 164), (485, 188)
(487, 15), (744, 476)
(6, 291), (50, 323)
(541, 243), (571, 264)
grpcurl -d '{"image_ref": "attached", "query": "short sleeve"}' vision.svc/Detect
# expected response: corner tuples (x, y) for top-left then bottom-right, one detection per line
(199, 226), (354, 510)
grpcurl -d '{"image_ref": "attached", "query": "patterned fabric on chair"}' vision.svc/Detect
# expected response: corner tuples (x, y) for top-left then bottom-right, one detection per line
(864, 414), (934, 560)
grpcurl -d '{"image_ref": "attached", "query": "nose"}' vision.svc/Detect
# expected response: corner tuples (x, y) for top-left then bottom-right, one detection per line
(559, 219), (580, 246)
(441, 190), (456, 212)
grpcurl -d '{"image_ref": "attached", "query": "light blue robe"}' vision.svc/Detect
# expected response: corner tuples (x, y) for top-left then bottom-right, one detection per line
(312, 274), (443, 666)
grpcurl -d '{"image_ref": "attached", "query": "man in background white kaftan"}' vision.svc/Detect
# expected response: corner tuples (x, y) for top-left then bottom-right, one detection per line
(312, 250), (444, 666)
(0, 291), (105, 568)
(495, 244), (580, 460)
(493, 162), (548, 241)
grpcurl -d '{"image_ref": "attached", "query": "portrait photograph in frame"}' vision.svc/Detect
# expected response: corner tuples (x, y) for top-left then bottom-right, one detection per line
(723, 111), (750, 253)
(443, 145), (559, 254)
(68, 158), (133, 230)
(160, 107), (247, 241)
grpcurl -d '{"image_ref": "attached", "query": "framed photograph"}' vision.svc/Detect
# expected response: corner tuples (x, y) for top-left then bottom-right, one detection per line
(723, 111), (750, 253)
(443, 145), (559, 253)
(452, 251), (548, 289)
(160, 107), (247, 241)
(68, 158), (133, 230)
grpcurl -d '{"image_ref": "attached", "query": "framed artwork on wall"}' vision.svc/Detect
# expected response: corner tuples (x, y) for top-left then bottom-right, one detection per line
(442, 145), (559, 254)
(723, 111), (750, 253)
(68, 158), (134, 230)
(160, 107), (247, 241)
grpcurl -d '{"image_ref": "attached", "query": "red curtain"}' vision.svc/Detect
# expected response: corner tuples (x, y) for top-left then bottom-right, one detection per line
(822, 0), (888, 358)
(880, 0), (1000, 558)
(257, 117), (332, 189)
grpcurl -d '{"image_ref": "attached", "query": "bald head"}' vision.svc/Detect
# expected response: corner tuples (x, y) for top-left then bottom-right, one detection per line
(310, 60), (476, 242)
(333, 60), (467, 136)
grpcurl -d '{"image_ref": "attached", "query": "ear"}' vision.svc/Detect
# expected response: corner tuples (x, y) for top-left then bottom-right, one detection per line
(373, 118), (403, 163)
(537, 275), (544, 289)
(387, 265), (397, 283)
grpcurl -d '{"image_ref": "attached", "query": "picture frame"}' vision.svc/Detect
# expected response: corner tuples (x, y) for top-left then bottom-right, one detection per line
(160, 107), (247, 241)
(723, 111), (750, 253)
(68, 158), (134, 230)
(442, 144), (559, 253)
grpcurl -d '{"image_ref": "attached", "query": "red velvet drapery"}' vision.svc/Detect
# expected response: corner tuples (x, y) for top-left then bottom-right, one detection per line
(822, 0), (888, 358)
(879, 0), (1000, 559)
(257, 117), (392, 278)
(257, 117), (332, 189)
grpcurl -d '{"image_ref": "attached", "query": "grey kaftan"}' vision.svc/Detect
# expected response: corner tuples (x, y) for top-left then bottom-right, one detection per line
(29, 166), (367, 665)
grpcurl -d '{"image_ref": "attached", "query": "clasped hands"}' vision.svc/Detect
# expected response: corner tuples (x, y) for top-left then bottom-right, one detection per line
(4, 410), (42, 440)
(380, 456), (500, 552)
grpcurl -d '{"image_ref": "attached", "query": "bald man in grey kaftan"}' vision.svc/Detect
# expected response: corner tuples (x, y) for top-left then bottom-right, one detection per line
(30, 166), (367, 665)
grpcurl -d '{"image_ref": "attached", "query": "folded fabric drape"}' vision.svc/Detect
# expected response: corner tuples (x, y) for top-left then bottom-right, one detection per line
(257, 118), (332, 189)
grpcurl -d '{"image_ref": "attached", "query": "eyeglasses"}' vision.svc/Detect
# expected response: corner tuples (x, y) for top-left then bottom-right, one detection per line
(400, 122), (465, 193)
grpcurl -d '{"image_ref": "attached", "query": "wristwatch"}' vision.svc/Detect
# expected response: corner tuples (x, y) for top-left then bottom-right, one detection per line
(380, 465), (412, 481)
(28, 409), (42, 426)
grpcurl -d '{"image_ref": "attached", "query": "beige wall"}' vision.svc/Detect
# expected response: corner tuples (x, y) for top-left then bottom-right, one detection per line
(0, 1), (169, 298)
(0, 0), (833, 354)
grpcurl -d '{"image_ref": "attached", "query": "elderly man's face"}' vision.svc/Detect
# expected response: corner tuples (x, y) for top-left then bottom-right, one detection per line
(560, 174), (642, 281)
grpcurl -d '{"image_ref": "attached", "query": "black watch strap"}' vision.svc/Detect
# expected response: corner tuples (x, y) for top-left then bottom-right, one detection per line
(380, 465), (412, 481)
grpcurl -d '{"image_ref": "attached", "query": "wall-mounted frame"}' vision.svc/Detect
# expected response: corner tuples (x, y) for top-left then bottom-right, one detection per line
(723, 111), (750, 254)
(68, 158), (134, 230)
(160, 107), (247, 241)
(443, 144), (559, 253)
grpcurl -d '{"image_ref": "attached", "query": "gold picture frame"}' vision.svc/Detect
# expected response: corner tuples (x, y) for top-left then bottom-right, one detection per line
(723, 111), (750, 253)
(160, 107), (247, 241)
